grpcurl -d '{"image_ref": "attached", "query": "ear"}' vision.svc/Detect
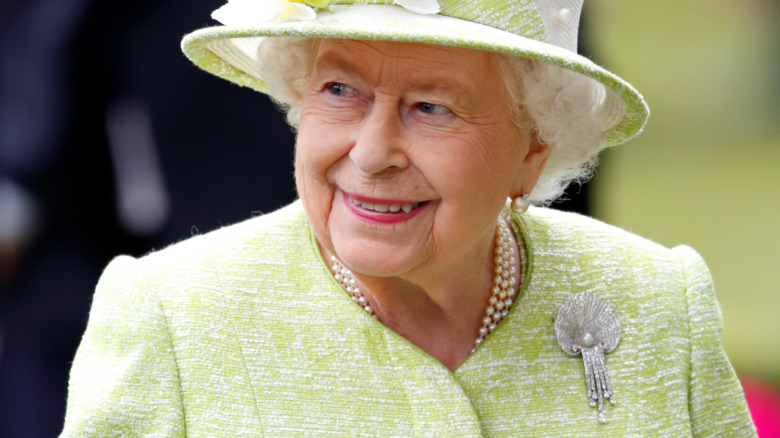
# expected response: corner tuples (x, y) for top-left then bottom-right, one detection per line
(510, 132), (550, 198)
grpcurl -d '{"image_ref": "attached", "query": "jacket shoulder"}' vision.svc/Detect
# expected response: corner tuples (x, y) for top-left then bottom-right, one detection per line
(137, 201), (308, 270)
(97, 201), (312, 309)
(519, 206), (674, 262)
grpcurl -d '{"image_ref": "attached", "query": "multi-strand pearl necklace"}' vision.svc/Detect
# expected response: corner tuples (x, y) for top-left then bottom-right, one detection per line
(331, 256), (379, 319)
(330, 215), (521, 351)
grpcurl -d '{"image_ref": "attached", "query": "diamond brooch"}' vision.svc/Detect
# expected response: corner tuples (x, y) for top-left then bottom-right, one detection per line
(554, 292), (622, 423)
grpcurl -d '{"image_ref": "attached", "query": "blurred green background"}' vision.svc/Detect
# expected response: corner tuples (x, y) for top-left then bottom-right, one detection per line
(585, 0), (780, 386)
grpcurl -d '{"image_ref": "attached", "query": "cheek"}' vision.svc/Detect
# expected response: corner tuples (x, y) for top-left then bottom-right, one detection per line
(294, 112), (350, 246)
(436, 136), (512, 193)
(296, 103), (354, 173)
(294, 130), (334, 208)
(294, 141), (334, 250)
(295, 133), (344, 195)
(447, 134), (523, 212)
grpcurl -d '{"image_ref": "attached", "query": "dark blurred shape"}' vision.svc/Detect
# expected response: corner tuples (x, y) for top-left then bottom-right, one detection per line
(0, 179), (39, 285)
(0, 0), (90, 177)
(0, 0), (296, 437)
(105, 97), (170, 236)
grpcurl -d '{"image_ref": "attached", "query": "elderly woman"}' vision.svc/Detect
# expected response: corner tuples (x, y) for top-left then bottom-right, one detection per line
(61, 0), (756, 436)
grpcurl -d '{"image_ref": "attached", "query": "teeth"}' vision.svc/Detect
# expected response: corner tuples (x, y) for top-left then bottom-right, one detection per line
(349, 196), (420, 213)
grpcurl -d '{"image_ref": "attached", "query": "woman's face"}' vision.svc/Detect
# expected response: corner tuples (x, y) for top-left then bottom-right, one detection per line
(295, 40), (548, 279)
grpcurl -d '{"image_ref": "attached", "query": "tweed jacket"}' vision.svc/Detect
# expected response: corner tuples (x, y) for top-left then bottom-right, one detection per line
(61, 201), (756, 437)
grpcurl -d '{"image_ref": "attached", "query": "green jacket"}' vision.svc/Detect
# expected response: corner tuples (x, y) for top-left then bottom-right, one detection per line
(61, 201), (756, 437)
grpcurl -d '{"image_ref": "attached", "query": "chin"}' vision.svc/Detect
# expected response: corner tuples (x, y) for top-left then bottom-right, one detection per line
(334, 243), (425, 279)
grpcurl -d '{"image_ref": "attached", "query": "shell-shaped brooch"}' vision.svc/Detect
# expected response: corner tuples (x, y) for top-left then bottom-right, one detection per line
(554, 293), (622, 423)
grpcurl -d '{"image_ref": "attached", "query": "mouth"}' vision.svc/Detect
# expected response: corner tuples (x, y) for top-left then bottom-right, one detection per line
(347, 196), (426, 214)
(341, 191), (429, 224)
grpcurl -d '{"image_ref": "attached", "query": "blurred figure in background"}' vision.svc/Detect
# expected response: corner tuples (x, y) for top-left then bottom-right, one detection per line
(0, 0), (295, 436)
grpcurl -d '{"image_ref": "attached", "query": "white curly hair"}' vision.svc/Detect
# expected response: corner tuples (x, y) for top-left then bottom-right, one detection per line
(255, 37), (626, 204)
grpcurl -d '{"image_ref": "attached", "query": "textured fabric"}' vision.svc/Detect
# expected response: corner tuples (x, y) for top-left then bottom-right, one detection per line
(180, 2), (648, 147)
(61, 201), (756, 437)
(332, 0), (549, 41)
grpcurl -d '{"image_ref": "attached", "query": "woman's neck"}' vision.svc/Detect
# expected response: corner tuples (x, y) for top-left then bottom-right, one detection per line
(359, 269), (492, 371)
(323, 217), (521, 371)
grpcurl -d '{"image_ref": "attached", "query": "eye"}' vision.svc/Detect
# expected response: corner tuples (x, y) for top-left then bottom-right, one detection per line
(416, 102), (451, 115)
(326, 82), (357, 97)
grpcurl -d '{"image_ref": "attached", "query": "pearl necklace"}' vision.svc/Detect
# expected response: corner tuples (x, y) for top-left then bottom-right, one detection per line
(330, 214), (521, 352)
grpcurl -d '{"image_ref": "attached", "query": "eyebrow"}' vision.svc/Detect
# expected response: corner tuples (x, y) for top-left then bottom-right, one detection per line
(313, 45), (479, 96)
(313, 47), (374, 80)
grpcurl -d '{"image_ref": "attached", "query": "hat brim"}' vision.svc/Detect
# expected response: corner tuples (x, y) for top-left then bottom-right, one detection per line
(181, 4), (648, 147)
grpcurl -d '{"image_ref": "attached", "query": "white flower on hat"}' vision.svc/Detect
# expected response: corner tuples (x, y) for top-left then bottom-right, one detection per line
(211, 0), (317, 26)
(393, 0), (440, 14)
(211, 0), (441, 27)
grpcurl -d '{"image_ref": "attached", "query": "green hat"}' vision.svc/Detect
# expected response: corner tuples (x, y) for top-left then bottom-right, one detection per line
(181, 0), (649, 146)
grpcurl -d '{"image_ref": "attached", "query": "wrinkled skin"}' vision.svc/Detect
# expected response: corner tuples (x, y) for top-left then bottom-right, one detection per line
(295, 39), (549, 369)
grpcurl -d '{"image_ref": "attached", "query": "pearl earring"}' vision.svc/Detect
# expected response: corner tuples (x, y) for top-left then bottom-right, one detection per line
(511, 193), (530, 214)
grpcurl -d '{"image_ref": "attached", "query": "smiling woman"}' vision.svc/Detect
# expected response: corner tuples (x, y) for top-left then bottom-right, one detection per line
(295, 41), (538, 366)
(258, 37), (612, 204)
(60, 1), (756, 436)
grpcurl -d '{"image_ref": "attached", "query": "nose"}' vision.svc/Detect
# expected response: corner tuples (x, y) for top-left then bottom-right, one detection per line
(349, 100), (409, 176)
